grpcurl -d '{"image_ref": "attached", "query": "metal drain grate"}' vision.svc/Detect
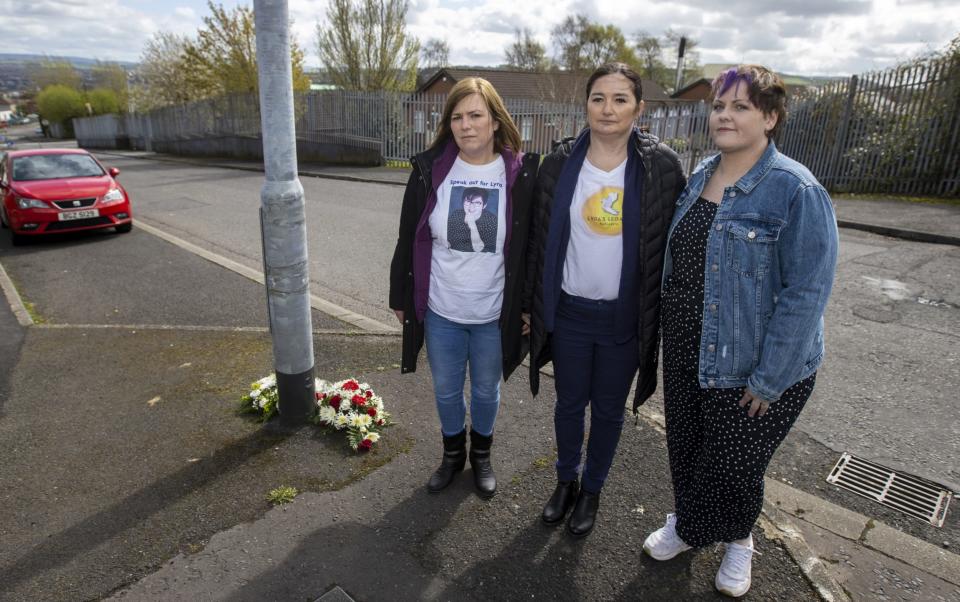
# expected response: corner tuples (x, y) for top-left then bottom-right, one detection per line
(826, 452), (953, 527)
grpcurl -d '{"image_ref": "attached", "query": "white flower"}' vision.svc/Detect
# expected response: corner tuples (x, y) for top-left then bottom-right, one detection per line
(349, 413), (365, 427)
(250, 388), (260, 398)
(359, 414), (373, 428)
(318, 406), (337, 424)
(334, 414), (350, 429)
(365, 432), (380, 443)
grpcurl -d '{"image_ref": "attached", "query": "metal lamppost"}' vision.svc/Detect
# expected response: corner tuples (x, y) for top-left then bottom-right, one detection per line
(253, 0), (316, 425)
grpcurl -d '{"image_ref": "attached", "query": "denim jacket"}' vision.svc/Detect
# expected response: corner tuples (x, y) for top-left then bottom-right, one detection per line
(662, 141), (839, 403)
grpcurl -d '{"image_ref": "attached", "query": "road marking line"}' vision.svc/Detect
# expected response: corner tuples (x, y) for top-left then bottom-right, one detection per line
(32, 323), (396, 336)
(0, 260), (33, 327)
(135, 219), (400, 334)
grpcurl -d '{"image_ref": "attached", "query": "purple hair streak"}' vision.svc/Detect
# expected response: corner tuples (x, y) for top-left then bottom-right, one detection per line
(712, 67), (753, 98)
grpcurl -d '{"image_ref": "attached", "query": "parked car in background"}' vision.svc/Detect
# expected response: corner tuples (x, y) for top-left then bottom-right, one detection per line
(0, 149), (132, 245)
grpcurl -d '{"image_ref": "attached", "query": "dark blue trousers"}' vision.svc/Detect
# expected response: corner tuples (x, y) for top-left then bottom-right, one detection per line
(552, 292), (640, 494)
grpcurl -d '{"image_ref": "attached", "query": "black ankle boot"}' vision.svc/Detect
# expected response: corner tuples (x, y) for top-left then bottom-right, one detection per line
(468, 429), (497, 498)
(542, 480), (579, 525)
(427, 430), (466, 492)
(567, 489), (600, 538)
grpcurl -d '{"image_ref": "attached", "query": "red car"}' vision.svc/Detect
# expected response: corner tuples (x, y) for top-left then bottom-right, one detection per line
(0, 148), (132, 245)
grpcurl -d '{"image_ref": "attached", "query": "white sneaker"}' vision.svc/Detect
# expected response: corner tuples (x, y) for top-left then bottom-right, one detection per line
(643, 513), (692, 560)
(715, 536), (754, 597)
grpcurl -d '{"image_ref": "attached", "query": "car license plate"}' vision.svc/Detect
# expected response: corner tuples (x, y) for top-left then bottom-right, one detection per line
(59, 209), (99, 221)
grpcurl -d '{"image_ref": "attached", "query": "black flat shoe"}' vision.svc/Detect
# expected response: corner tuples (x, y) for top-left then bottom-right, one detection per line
(542, 480), (579, 525)
(567, 489), (600, 538)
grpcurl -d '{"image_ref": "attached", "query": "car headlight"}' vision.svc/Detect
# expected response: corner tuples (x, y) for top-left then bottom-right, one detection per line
(16, 196), (47, 210)
(102, 189), (125, 204)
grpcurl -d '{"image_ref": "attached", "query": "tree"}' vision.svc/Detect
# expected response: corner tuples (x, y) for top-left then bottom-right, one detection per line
(181, 1), (310, 99)
(36, 85), (85, 125)
(504, 28), (550, 71)
(133, 3), (310, 110)
(90, 61), (129, 112)
(133, 31), (197, 111)
(421, 38), (449, 69)
(27, 60), (82, 91)
(551, 15), (637, 72)
(316, 0), (420, 92)
(634, 31), (670, 90)
(87, 88), (121, 115)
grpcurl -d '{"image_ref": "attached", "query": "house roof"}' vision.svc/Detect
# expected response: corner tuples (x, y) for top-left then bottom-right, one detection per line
(671, 78), (711, 98)
(418, 67), (671, 103)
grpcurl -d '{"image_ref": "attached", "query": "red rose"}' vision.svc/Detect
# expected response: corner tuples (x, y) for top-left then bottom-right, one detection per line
(315, 392), (325, 401)
(351, 394), (366, 406)
(359, 439), (372, 451)
(329, 394), (341, 409)
(377, 419), (385, 426)
(342, 380), (359, 391)
(365, 390), (373, 398)
(366, 407), (377, 417)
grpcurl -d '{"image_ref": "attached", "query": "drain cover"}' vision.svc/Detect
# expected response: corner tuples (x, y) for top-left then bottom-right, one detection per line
(826, 452), (953, 527)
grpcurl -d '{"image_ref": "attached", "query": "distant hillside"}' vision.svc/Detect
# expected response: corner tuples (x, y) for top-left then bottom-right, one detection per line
(0, 53), (137, 69)
(0, 53), (138, 93)
(700, 63), (845, 87)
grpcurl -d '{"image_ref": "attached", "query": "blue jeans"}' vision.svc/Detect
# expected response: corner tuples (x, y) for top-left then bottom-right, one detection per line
(424, 309), (502, 437)
(552, 293), (639, 493)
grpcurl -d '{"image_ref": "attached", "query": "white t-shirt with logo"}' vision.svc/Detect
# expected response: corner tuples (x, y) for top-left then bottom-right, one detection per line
(428, 155), (507, 324)
(561, 157), (626, 301)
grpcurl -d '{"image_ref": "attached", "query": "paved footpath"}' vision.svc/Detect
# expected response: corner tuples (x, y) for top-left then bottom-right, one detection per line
(1, 150), (958, 600)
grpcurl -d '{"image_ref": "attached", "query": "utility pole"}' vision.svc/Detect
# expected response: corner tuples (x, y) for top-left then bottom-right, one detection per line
(254, 0), (316, 426)
(674, 36), (687, 94)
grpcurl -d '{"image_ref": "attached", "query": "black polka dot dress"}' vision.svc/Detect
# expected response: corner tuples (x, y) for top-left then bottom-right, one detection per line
(662, 197), (816, 548)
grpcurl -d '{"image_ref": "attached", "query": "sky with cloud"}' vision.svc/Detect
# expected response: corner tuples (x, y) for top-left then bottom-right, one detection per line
(0, 0), (956, 76)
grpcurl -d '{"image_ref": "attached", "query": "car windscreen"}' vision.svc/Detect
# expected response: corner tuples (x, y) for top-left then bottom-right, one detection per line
(12, 154), (105, 181)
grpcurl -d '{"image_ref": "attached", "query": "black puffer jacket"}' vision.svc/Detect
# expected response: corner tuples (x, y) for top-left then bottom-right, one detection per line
(525, 130), (686, 411)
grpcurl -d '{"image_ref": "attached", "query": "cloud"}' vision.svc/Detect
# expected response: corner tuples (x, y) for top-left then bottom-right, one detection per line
(1, 0), (957, 77)
(671, 0), (871, 17)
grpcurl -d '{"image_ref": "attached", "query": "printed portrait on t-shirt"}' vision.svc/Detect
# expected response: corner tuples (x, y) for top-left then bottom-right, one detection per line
(447, 185), (500, 253)
(580, 186), (624, 236)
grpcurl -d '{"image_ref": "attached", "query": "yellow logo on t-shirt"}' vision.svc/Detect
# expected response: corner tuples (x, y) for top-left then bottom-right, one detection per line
(581, 186), (624, 236)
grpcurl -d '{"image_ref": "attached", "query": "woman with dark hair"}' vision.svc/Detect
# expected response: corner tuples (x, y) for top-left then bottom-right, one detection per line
(642, 65), (838, 598)
(526, 63), (686, 537)
(389, 77), (538, 498)
(448, 186), (497, 253)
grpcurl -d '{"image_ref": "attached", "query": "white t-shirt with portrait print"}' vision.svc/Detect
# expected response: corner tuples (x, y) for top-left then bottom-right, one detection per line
(427, 155), (507, 324)
(561, 157), (626, 301)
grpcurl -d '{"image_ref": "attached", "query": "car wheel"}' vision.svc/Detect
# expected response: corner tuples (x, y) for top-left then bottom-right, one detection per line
(0, 208), (8, 229)
(115, 222), (133, 234)
(11, 231), (26, 246)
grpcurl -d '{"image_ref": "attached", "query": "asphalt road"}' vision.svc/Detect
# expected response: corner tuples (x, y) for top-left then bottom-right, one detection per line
(95, 154), (404, 329)
(98, 154), (960, 493)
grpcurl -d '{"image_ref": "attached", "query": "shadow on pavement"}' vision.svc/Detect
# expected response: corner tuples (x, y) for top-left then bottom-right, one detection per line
(0, 427), (295, 593)
(233, 487), (474, 601)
